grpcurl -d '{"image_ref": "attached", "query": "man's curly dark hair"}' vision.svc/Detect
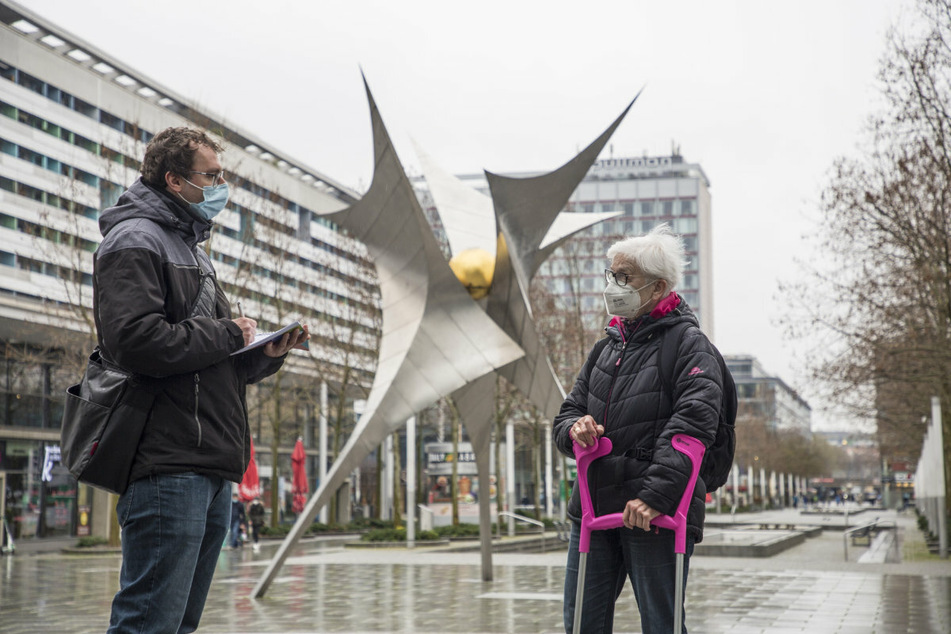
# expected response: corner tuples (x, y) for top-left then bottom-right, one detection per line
(141, 127), (223, 189)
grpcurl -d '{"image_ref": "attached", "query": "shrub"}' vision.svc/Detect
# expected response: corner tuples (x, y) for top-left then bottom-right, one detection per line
(349, 517), (393, 531)
(361, 527), (406, 542)
(75, 536), (109, 548)
(260, 524), (291, 537)
(306, 522), (347, 535)
(434, 523), (480, 538)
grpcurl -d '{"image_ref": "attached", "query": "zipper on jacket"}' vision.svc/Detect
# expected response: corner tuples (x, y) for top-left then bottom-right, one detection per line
(603, 318), (643, 429)
(603, 340), (628, 428)
(193, 373), (202, 447)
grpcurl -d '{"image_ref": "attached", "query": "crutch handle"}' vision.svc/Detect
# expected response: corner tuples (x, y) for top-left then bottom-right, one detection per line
(573, 434), (705, 554)
(648, 434), (705, 554)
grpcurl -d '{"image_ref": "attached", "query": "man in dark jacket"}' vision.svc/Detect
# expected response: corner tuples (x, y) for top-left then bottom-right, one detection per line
(554, 224), (722, 634)
(97, 127), (308, 634)
(247, 497), (266, 552)
(229, 493), (247, 549)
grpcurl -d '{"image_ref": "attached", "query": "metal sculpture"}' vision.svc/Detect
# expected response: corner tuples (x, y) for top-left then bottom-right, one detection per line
(253, 78), (637, 597)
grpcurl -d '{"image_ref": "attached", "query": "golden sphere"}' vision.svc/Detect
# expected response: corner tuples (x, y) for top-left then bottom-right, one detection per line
(448, 248), (495, 300)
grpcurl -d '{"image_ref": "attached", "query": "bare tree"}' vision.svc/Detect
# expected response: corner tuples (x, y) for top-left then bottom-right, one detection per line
(309, 269), (380, 523)
(221, 183), (312, 527)
(781, 0), (951, 498)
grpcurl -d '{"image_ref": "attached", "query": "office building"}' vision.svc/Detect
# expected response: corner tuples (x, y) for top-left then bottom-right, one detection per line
(725, 354), (812, 435)
(0, 1), (377, 541)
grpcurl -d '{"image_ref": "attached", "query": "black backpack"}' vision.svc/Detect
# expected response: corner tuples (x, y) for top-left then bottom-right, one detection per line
(657, 322), (737, 492)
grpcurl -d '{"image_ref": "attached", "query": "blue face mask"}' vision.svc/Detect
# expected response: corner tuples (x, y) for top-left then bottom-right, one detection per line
(179, 177), (229, 221)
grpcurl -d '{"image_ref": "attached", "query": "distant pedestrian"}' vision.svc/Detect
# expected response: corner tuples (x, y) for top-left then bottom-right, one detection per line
(248, 497), (266, 552)
(229, 493), (246, 549)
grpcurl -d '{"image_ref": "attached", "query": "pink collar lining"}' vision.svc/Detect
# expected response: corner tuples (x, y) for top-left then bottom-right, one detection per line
(608, 293), (681, 341)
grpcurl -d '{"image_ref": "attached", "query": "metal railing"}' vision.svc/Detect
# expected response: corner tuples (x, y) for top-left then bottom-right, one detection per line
(554, 519), (571, 543)
(497, 512), (546, 551)
(843, 518), (897, 562)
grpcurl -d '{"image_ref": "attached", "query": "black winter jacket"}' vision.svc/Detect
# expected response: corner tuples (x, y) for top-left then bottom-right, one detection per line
(93, 179), (284, 483)
(553, 296), (723, 542)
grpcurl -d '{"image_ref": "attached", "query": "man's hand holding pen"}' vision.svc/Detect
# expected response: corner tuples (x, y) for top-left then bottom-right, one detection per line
(233, 301), (311, 357)
(233, 301), (257, 346)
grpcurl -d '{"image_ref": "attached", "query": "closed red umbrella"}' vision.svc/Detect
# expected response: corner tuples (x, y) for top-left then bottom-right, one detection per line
(239, 436), (261, 503)
(291, 437), (308, 514)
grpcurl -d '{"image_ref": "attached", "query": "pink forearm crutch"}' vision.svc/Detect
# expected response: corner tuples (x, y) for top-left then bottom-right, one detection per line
(572, 434), (705, 634)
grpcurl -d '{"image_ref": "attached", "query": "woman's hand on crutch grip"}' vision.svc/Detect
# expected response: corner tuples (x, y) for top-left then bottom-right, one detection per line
(569, 415), (604, 448)
(623, 498), (660, 531)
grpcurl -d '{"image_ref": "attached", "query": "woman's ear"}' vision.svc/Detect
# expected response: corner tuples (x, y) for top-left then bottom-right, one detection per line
(653, 279), (669, 299)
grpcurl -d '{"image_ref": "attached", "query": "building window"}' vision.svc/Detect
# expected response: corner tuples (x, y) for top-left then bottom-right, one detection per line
(17, 70), (45, 96)
(72, 97), (97, 118)
(100, 182), (122, 209)
(673, 217), (697, 234)
(639, 201), (654, 217)
(18, 146), (44, 167)
(99, 111), (125, 133)
(679, 199), (694, 215)
(662, 200), (674, 216)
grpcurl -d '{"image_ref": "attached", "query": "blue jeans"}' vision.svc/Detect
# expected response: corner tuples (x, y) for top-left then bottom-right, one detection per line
(230, 518), (243, 548)
(563, 521), (694, 634)
(108, 473), (230, 634)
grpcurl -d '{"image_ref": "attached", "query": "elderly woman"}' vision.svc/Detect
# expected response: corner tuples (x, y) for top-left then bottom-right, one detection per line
(553, 224), (724, 634)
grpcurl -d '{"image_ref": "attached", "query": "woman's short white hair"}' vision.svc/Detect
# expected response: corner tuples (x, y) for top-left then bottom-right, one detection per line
(606, 223), (688, 291)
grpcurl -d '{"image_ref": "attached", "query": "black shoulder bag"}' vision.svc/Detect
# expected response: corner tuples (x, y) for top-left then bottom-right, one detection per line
(60, 349), (161, 495)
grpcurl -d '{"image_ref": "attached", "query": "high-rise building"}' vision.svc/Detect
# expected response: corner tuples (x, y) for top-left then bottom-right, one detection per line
(0, 1), (377, 540)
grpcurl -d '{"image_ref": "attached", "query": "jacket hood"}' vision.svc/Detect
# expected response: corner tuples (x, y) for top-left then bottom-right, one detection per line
(99, 178), (210, 244)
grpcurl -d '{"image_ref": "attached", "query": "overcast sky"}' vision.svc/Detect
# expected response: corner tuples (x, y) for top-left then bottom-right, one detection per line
(20, 0), (916, 430)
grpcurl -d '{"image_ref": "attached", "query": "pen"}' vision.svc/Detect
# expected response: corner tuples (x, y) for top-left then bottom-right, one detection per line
(237, 301), (244, 318)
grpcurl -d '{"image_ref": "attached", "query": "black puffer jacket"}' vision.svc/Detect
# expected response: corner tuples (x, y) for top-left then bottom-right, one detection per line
(94, 179), (284, 483)
(553, 295), (722, 542)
